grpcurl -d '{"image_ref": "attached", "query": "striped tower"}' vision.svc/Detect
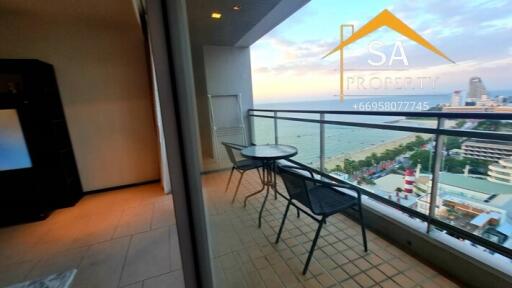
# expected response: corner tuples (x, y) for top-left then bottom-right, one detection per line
(403, 168), (415, 193)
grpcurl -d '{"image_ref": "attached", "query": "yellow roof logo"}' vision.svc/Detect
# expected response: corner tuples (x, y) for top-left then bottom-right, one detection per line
(324, 9), (454, 101)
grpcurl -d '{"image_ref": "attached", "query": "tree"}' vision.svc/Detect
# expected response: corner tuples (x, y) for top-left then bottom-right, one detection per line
(369, 152), (379, 164)
(445, 136), (462, 151)
(454, 120), (466, 128)
(444, 157), (466, 173)
(343, 159), (358, 175)
(409, 150), (430, 172)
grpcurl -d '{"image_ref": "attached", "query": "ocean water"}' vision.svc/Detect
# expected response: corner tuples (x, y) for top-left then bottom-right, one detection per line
(252, 94), (451, 165)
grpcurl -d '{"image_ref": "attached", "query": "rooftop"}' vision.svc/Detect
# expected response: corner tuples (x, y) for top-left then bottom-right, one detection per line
(439, 172), (512, 195)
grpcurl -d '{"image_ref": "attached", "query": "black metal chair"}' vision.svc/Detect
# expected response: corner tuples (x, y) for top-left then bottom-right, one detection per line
(222, 142), (263, 203)
(275, 165), (368, 275)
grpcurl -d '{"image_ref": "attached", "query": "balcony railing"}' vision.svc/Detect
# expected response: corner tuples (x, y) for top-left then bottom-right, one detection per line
(248, 108), (512, 260)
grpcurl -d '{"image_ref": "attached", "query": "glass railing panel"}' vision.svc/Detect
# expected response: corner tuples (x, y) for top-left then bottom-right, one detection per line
(250, 111), (275, 145)
(431, 134), (512, 251)
(277, 115), (321, 170)
(324, 123), (434, 214)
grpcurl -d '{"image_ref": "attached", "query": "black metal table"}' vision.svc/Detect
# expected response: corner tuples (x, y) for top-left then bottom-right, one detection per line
(241, 144), (298, 227)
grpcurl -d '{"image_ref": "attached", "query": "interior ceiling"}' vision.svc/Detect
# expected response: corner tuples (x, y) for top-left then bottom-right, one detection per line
(0, 0), (138, 27)
(187, 0), (282, 46)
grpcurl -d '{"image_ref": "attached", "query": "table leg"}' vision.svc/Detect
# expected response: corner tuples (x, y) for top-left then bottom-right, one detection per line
(258, 184), (270, 228)
(243, 162), (267, 207)
(273, 162), (278, 200)
(243, 184), (266, 208)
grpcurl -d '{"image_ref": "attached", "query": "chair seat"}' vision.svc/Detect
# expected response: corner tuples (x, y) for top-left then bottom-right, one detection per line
(236, 159), (263, 171)
(295, 185), (357, 216)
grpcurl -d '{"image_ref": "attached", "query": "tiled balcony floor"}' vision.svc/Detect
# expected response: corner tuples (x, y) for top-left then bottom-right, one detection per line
(203, 170), (460, 288)
(0, 184), (183, 288)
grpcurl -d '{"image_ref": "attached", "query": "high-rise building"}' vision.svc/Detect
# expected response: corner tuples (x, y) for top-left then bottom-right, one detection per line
(488, 157), (512, 185)
(462, 139), (512, 161)
(466, 77), (488, 103)
(451, 90), (462, 106)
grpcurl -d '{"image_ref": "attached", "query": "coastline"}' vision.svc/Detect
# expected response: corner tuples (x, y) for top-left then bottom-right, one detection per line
(324, 133), (424, 170)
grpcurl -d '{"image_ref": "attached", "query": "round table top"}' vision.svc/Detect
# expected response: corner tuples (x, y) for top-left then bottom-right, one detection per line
(241, 144), (298, 160)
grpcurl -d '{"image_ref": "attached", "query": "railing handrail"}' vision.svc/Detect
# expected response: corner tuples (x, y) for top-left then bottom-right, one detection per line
(250, 114), (512, 141)
(248, 108), (512, 260)
(249, 108), (512, 120)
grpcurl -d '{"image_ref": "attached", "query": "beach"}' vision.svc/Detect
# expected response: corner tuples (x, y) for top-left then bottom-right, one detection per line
(324, 133), (427, 170)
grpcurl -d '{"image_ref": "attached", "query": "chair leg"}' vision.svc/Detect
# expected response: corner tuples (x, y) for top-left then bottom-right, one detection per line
(358, 202), (368, 252)
(275, 200), (292, 244)
(224, 167), (235, 193)
(303, 216), (326, 275)
(231, 171), (245, 204)
(296, 207), (300, 218)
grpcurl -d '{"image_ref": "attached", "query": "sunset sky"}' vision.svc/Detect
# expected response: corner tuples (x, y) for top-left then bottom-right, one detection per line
(250, 0), (512, 103)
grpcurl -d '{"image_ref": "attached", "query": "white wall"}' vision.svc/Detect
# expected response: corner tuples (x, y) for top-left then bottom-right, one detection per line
(0, 0), (160, 191)
(203, 46), (254, 146)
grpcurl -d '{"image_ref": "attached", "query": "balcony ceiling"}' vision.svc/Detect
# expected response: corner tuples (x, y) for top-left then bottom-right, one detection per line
(187, 0), (309, 47)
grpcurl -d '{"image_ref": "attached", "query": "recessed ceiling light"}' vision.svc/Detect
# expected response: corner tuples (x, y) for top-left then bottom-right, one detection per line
(211, 11), (222, 19)
(233, 4), (241, 11)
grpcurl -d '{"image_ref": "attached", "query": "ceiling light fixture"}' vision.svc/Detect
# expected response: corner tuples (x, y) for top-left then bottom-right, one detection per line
(233, 4), (241, 11)
(211, 11), (222, 19)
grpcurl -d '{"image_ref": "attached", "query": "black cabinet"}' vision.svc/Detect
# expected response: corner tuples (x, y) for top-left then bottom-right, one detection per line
(0, 59), (82, 225)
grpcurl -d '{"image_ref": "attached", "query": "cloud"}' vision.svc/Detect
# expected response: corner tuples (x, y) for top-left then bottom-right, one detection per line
(481, 15), (512, 32)
(251, 0), (512, 100)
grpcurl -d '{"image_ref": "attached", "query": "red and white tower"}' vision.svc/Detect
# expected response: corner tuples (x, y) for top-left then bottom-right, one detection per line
(403, 168), (415, 193)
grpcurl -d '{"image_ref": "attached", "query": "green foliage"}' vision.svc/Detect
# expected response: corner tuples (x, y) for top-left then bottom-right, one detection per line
(443, 156), (493, 175)
(474, 120), (512, 132)
(445, 136), (462, 151)
(454, 120), (466, 128)
(409, 150), (431, 172)
(330, 135), (432, 175)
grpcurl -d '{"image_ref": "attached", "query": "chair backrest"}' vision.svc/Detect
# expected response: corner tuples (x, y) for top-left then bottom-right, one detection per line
(222, 142), (247, 167)
(278, 166), (312, 209)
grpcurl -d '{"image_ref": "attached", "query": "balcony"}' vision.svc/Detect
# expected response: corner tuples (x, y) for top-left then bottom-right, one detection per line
(203, 108), (511, 287)
(203, 169), (459, 288)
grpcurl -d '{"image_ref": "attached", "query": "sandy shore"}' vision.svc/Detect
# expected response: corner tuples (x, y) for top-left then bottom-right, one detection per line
(323, 133), (426, 170)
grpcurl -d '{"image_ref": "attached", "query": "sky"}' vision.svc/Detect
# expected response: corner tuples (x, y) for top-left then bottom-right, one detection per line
(250, 0), (512, 103)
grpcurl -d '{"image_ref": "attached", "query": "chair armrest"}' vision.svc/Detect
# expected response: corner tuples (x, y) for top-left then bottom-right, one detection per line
(222, 142), (247, 151)
(305, 176), (352, 189)
(278, 164), (315, 178)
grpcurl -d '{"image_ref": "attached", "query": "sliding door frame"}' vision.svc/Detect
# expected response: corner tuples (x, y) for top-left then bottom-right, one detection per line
(145, 0), (213, 287)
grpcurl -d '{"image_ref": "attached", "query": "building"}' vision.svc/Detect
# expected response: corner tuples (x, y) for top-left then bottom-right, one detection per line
(451, 90), (462, 106)
(488, 157), (512, 185)
(417, 173), (512, 243)
(467, 76), (488, 103)
(462, 139), (512, 161)
(442, 105), (512, 113)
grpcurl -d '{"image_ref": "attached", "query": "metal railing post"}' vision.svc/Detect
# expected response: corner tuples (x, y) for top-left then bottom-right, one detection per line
(427, 117), (445, 233)
(274, 111), (278, 144)
(320, 113), (325, 172)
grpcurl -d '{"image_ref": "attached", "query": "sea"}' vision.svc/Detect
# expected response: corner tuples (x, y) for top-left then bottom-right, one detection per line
(252, 93), (509, 166)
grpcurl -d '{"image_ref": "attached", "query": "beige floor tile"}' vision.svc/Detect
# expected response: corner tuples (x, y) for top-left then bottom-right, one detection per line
(120, 227), (171, 286)
(0, 184), (183, 288)
(26, 247), (88, 280)
(203, 171), (459, 288)
(143, 270), (185, 288)
(73, 237), (130, 288)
